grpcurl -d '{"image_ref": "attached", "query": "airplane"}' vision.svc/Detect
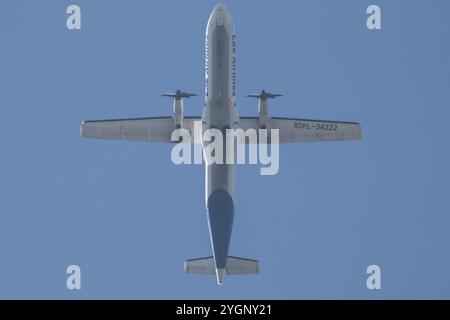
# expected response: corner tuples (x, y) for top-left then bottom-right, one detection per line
(80, 3), (362, 285)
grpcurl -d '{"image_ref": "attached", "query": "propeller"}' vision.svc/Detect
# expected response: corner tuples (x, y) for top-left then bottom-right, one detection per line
(162, 89), (198, 100)
(246, 90), (283, 101)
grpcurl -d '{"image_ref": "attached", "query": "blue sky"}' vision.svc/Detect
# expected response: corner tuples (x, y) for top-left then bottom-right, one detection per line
(1, 0), (450, 299)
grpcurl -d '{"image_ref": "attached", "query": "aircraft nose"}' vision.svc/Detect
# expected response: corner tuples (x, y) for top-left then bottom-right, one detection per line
(213, 3), (227, 14)
(209, 3), (230, 27)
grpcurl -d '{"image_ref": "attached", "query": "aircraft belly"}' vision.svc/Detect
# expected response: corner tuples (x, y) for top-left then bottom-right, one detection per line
(204, 22), (235, 201)
(203, 11), (236, 272)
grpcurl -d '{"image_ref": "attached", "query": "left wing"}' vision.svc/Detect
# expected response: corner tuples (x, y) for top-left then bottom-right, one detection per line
(81, 116), (202, 143)
(239, 117), (362, 143)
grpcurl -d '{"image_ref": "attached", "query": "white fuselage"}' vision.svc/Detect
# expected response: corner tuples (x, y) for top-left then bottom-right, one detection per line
(201, 4), (239, 274)
(202, 4), (239, 204)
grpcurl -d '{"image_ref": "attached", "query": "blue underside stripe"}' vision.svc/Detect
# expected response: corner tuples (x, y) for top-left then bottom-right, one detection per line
(207, 189), (234, 269)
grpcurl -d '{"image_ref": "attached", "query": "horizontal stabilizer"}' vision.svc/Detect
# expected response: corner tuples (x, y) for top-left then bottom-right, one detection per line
(184, 256), (260, 275)
(226, 256), (260, 275)
(184, 256), (216, 275)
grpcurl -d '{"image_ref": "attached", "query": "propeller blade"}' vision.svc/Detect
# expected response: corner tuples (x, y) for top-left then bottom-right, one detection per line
(161, 90), (198, 100)
(246, 90), (283, 100)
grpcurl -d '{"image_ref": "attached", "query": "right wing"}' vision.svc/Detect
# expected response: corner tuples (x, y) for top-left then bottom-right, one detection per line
(271, 117), (362, 143)
(81, 116), (202, 143)
(239, 117), (362, 143)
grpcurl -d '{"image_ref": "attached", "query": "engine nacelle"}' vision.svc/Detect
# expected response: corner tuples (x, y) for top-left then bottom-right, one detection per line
(246, 90), (283, 129)
(173, 98), (184, 129)
(258, 99), (269, 129)
(162, 90), (198, 129)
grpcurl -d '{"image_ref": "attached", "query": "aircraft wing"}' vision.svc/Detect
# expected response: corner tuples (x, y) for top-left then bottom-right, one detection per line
(81, 116), (202, 143)
(239, 117), (362, 143)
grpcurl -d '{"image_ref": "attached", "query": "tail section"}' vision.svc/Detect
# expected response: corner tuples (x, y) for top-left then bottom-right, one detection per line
(184, 256), (260, 285)
(226, 256), (260, 275)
